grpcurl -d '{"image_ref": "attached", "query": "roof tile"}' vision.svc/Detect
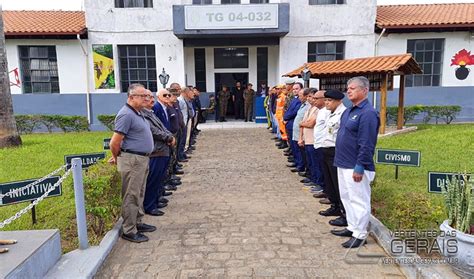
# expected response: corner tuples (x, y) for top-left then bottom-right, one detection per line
(3, 11), (86, 36)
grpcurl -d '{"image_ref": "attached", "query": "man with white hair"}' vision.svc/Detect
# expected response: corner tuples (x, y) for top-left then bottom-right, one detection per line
(332, 76), (380, 248)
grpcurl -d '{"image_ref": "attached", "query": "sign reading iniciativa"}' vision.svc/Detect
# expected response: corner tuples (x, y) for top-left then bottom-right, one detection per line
(375, 148), (421, 167)
(0, 176), (61, 206)
(64, 152), (106, 170)
(184, 4), (279, 30)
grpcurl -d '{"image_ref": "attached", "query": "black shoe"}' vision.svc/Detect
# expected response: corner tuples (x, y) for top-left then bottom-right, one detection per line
(290, 168), (300, 173)
(319, 206), (341, 217)
(313, 192), (327, 198)
(287, 155), (294, 160)
(164, 185), (177, 191)
(157, 202), (168, 208)
(298, 171), (308, 177)
(171, 175), (181, 180)
(175, 170), (184, 175)
(300, 178), (311, 183)
(146, 208), (165, 216)
(278, 144), (287, 149)
(287, 158), (295, 163)
(137, 223), (156, 233)
(177, 163), (183, 168)
(329, 216), (348, 227)
(169, 179), (182, 186)
(319, 198), (332, 205)
(284, 147), (291, 152)
(121, 232), (149, 243)
(244, 120), (248, 122)
(330, 228), (353, 237)
(287, 163), (296, 168)
(189, 146), (196, 150)
(159, 197), (169, 203)
(178, 159), (188, 163)
(163, 191), (173, 196)
(342, 237), (367, 248)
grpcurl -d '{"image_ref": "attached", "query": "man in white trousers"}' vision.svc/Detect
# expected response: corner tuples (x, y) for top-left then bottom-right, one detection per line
(332, 76), (380, 248)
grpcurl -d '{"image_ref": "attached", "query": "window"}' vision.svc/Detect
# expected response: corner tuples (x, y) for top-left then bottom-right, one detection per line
(214, 48), (248, 68)
(115, 0), (153, 8)
(18, 46), (59, 94)
(221, 0), (240, 4)
(193, 0), (212, 4)
(118, 45), (157, 92)
(194, 49), (207, 92)
(406, 39), (444, 87)
(307, 41), (345, 62)
(257, 47), (268, 86)
(250, 0), (270, 3)
(309, 0), (345, 4)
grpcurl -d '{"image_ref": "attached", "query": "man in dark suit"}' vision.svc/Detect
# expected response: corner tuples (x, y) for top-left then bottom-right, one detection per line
(232, 81), (245, 120)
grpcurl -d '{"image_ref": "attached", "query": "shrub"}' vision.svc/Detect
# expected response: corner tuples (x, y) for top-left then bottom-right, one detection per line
(97, 114), (116, 131)
(38, 115), (60, 133)
(421, 106), (461, 124)
(82, 159), (122, 237)
(53, 115), (90, 132)
(15, 115), (41, 134)
(386, 105), (424, 125)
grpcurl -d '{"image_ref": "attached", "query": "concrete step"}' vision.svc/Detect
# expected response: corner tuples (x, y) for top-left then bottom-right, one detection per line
(0, 229), (61, 279)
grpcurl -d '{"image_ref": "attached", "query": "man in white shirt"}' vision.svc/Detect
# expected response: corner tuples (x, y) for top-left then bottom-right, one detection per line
(312, 91), (330, 193)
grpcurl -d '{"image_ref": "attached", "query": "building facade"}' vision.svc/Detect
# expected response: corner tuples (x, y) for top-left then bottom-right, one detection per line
(5, 1), (474, 128)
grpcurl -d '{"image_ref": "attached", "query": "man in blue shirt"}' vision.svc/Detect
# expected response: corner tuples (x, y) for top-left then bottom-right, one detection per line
(332, 76), (380, 249)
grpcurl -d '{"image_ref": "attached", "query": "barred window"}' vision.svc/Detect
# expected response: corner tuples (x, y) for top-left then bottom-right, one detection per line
(194, 48), (207, 92)
(221, 0), (241, 4)
(250, 0), (270, 3)
(118, 45), (157, 92)
(193, 0), (212, 4)
(406, 39), (444, 87)
(18, 46), (59, 94)
(309, 0), (345, 5)
(308, 41), (345, 62)
(115, 0), (153, 8)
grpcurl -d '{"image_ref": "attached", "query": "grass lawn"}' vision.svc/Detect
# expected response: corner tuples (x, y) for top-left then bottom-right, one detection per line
(373, 124), (474, 231)
(0, 131), (112, 253)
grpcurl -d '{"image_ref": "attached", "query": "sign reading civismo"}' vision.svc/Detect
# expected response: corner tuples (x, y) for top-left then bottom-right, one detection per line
(184, 4), (279, 30)
(375, 148), (421, 167)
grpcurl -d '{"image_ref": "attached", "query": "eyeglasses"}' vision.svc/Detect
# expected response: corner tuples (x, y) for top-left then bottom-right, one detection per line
(133, 94), (152, 99)
(163, 94), (171, 98)
(313, 97), (325, 100)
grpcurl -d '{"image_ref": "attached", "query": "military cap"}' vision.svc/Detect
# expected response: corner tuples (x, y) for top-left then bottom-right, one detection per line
(324, 89), (345, 100)
(284, 78), (295, 85)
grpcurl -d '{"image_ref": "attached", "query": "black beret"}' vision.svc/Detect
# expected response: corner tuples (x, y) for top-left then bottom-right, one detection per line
(324, 89), (344, 100)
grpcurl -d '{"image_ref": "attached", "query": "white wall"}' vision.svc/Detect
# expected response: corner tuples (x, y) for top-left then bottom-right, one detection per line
(183, 45), (279, 92)
(278, 0), (377, 77)
(85, 0), (186, 92)
(6, 39), (87, 94)
(377, 31), (474, 87)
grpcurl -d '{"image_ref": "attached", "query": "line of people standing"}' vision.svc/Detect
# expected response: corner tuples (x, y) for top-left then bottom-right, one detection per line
(108, 82), (202, 243)
(266, 76), (380, 249)
(217, 81), (267, 122)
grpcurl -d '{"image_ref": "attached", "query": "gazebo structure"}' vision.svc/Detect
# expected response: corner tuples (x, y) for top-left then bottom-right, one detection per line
(284, 54), (422, 134)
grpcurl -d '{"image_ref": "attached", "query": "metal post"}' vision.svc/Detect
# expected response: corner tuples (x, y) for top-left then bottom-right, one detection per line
(72, 158), (89, 250)
(395, 165), (399, 180)
(31, 202), (36, 225)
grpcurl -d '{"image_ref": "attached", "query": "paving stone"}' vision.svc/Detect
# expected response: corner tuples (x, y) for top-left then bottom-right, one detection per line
(95, 128), (405, 278)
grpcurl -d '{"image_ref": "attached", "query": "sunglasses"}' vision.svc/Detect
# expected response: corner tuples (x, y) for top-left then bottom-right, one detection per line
(162, 94), (171, 98)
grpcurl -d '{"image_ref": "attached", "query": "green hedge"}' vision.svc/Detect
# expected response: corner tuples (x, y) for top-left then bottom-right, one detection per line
(386, 105), (462, 125)
(97, 114), (115, 131)
(14, 115), (90, 134)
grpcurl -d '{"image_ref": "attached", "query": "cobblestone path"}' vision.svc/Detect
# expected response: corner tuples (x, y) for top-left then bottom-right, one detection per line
(96, 128), (405, 278)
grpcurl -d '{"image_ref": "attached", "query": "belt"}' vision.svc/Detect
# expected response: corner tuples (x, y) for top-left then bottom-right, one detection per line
(120, 148), (150, 157)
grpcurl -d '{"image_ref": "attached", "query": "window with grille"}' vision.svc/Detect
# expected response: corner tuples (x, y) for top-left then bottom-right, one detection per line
(214, 48), (249, 68)
(194, 48), (207, 92)
(309, 0), (345, 4)
(118, 45), (157, 92)
(18, 46), (59, 94)
(406, 39), (444, 87)
(115, 0), (153, 8)
(193, 0), (212, 4)
(221, 0), (240, 4)
(307, 41), (345, 62)
(250, 0), (270, 3)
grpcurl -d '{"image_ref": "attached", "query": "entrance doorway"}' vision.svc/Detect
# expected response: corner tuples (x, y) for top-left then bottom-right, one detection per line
(214, 73), (248, 118)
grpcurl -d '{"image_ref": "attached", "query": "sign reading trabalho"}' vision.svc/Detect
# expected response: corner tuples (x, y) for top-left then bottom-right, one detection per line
(0, 176), (61, 206)
(184, 4), (279, 30)
(375, 149), (421, 167)
(64, 152), (106, 170)
(428, 172), (471, 193)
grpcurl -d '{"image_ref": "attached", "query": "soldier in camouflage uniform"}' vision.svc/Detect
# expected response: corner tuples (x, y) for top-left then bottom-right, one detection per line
(243, 83), (256, 122)
(218, 85), (230, 122)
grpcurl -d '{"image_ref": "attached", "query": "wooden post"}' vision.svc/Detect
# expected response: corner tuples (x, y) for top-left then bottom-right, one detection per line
(379, 74), (388, 134)
(397, 75), (405, 130)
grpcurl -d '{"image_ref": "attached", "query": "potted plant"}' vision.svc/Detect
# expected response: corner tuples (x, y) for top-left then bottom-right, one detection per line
(438, 173), (474, 278)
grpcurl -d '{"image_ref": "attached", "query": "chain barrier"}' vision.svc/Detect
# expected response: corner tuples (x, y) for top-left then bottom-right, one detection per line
(0, 167), (73, 229)
(0, 165), (66, 199)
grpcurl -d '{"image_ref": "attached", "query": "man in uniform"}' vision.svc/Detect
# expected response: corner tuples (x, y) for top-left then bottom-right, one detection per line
(333, 76), (380, 248)
(109, 83), (155, 243)
(243, 83), (255, 122)
(218, 85), (230, 122)
(232, 81), (245, 120)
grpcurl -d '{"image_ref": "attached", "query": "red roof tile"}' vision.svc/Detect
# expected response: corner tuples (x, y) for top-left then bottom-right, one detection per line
(377, 4), (474, 30)
(284, 54), (422, 78)
(3, 11), (86, 36)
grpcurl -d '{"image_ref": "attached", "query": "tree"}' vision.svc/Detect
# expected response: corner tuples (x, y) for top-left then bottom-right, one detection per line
(0, 8), (22, 148)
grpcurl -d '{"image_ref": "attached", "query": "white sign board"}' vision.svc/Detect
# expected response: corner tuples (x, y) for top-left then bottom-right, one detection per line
(184, 4), (279, 30)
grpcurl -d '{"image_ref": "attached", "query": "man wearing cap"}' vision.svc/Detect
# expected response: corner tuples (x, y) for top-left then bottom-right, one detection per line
(333, 76), (380, 248)
(283, 78), (295, 112)
(109, 83), (155, 243)
(318, 89), (347, 228)
(243, 83), (256, 122)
